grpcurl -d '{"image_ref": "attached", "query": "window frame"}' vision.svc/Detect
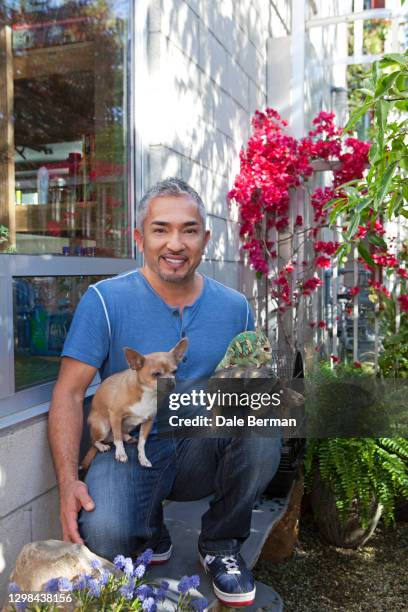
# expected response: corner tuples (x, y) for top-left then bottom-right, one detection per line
(0, 0), (147, 428)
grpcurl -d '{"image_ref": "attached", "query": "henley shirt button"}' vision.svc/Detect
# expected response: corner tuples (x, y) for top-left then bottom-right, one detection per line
(181, 331), (186, 337)
(173, 310), (179, 316)
(182, 357), (187, 363)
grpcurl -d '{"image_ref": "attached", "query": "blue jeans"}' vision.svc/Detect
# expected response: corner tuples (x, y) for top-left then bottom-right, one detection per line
(79, 435), (282, 559)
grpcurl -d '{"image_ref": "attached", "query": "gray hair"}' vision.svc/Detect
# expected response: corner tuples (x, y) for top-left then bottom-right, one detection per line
(137, 177), (206, 232)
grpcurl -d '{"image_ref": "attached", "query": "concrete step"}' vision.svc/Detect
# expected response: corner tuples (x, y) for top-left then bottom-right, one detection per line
(148, 495), (289, 610)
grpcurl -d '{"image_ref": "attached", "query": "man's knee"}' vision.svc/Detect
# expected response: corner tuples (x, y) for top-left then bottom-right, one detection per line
(79, 508), (142, 560)
(229, 435), (282, 465)
(227, 435), (282, 490)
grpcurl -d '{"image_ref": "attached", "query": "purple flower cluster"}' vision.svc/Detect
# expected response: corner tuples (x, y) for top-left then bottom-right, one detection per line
(142, 596), (156, 611)
(136, 548), (154, 566)
(10, 550), (208, 610)
(177, 574), (200, 594)
(73, 574), (89, 591)
(91, 558), (102, 570)
(8, 584), (26, 612)
(87, 577), (101, 598)
(156, 579), (169, 601)
(119, 578), (136, 600)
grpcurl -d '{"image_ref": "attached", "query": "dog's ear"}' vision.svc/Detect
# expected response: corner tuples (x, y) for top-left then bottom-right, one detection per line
(123, 347), (145, 370)
(171, 337), (189, 363)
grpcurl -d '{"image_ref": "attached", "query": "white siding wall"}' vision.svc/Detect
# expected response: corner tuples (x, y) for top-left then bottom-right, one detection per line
(0, 417), (61, 597)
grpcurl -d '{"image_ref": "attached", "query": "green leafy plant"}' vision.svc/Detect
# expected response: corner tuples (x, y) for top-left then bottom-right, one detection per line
(379, 301), (408, 378)
(327, 49), (408, 260)
(377, 244), (408, 377)
(304, 437), (408, 528)
(304, 363), (408, 528)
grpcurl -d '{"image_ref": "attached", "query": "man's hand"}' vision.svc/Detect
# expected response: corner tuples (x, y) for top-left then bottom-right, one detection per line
(48, 357), (98, 542)
(60, 480), (95, 544)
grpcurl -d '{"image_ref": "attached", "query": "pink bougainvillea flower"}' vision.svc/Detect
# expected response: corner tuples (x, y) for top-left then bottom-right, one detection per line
(356, 225), (368, 239)
(353, 361), (362, 368)
(318, 320), (327, 329)
(373, 220), (386, 236)
(331, 354), (340, 363)
(372, 253), (399, 268)
(314, 241), (339, 255)
(315, 255), (331, 269)
(302, 276), (323, 294)
(398, 294), (408, 312)
(349, 286), (360, 297)
(228, 107), (384, 317)
(276, 217), (289, 231)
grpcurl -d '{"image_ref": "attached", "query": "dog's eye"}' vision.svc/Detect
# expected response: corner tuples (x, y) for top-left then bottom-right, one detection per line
(152, 371), (162, 378)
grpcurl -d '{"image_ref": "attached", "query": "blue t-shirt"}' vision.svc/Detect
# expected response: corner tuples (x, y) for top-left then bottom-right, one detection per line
(62, 269), (255, 380)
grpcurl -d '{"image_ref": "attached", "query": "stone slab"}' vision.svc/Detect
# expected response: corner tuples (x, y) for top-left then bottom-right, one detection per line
(148, 495), (288, 609)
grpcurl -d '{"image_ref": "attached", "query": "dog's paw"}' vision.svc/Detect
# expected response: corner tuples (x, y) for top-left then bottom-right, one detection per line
(139, 455), (152, 468)
(115, 450), (128, 463)
(95, 441), (111, 453)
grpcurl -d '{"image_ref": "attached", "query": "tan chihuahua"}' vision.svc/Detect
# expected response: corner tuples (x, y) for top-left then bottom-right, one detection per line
(81, 338), (188, 470)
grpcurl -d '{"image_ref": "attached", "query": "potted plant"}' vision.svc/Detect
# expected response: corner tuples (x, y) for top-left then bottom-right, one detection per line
(303, 363), (408, 548)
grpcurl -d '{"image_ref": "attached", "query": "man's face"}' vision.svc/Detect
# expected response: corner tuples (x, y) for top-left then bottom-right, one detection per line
(134, 195), (210, 284)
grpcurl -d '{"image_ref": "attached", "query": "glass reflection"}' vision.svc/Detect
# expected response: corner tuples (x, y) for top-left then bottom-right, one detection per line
(0, 0), (130, 257)
(13, 274), (110, 390)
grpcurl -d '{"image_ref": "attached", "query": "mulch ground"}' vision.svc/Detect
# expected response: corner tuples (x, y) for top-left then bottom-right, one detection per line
(253, 517), (408, 612)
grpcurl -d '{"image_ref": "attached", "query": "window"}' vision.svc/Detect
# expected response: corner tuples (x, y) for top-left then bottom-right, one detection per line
(0, 0), (131, 258)
(13, 274), (110, 390)
(0, 0), (136, 420)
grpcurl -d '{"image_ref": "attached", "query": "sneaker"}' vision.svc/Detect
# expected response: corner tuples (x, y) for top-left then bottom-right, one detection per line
(199, 552), (256, 606)
(151, 542), (173, 565)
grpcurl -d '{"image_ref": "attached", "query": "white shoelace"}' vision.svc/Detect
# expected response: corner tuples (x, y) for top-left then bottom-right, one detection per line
(204, 554), (242, 575)
(221, 556), (241, 575)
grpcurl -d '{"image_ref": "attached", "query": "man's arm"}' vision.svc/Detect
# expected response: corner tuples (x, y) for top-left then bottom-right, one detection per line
(48, 357), (97, 544)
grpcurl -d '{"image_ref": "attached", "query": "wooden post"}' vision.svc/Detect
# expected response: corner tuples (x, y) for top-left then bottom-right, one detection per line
(260, 472), (304, 563)
(0, 25), (15, 252)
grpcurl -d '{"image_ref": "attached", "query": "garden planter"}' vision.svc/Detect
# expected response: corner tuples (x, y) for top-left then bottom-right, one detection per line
(310, 470), (383, 549)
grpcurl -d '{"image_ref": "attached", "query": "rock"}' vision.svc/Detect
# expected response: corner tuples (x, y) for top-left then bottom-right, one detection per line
(260, 472), (304, 563)
(7, 540), (115, 592)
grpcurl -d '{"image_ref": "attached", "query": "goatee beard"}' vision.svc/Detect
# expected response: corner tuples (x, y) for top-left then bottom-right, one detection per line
(157, 270), (192, 284)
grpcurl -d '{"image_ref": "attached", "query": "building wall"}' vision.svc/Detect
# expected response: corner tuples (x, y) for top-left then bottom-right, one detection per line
(0, 416), (61, 597)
